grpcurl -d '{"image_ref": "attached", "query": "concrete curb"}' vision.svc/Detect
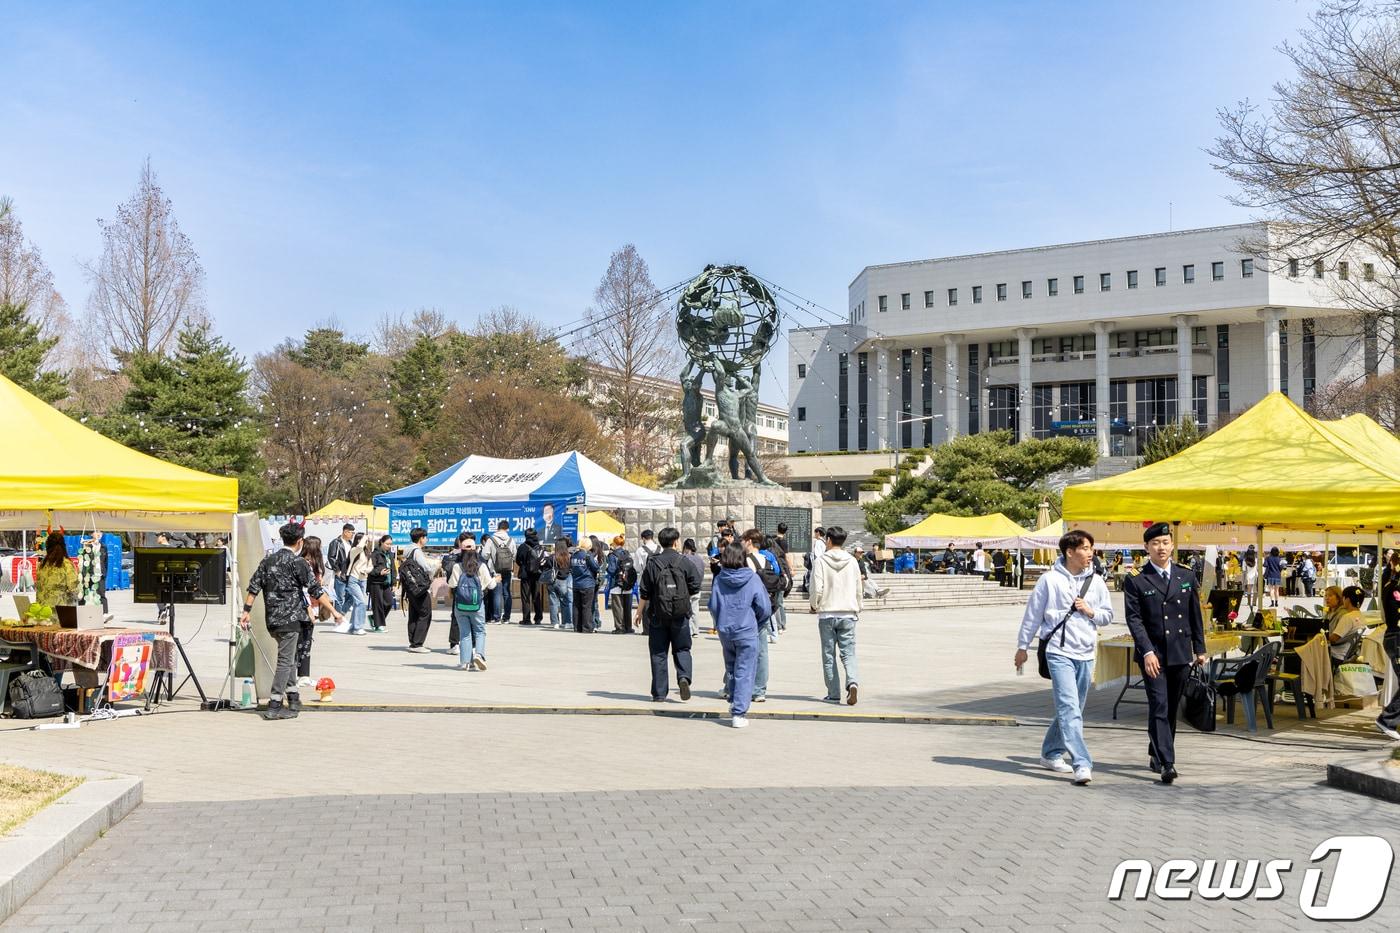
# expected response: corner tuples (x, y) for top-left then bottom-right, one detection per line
(0, 771), (142, 923)
(262, 702), (1018, 727)
(1326, 754), (1400, 804)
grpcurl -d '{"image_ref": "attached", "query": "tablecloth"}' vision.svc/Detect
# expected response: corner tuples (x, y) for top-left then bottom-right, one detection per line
(1093, 632), (1241, 688)
(0, 624), (174, 672)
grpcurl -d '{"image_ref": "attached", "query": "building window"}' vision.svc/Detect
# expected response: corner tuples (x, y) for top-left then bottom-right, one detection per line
(1302, 319), (1316, 405)
(1339, 261), (1349, 281)
(996, 283), (1008, 301)
(1193, 326), (1207, 346)
(1099, 273), (1111, 292)
(901, 292), (911, 310)
(924, 290), (935, 308)
(837, 353), (849, 450)
(1136, 377), (1178, 441)
(947, 287), (958, 306)
(1182, 264), (1195, 284)
(857, 352), (869, 449)
(987, 340), (1017, 361)
(900, 349), (913, 448)
(1021, 280), (1032, 299)
(1366, 317), (1379, 375)
(1211, 261), (1224, 281)
(973, 285), (983, 304)
(877, 295), (888, 312)
(797, 407), (806, 422)
(922, 348), (934, 447)
(1047, 277), (1058, 297)
(1241, 258), (1253, 278)
(1060, 382), (1096, 421)
(1279, 318), (1289, 396)
(1287, 258), (1298, 277)
(1314, 260), (1325, 279)
(1216, 324), (1230, 416)
(1073, 275), (1085, 294)
(1155, 267), (1166, 287)
(797, 363), (806, 378)
(1364, 262), (1376, 282)
(1127, 270), (1138, 289)
(1032, 385), (1054, 438)
(989, 386), (1018, 441)
(1192, 375), (1208, 427)
(966, 343), (979, 435)
(1110, 380), (1128, 425)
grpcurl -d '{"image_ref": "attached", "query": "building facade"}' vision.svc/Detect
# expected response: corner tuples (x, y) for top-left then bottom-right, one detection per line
(789, 224), (1388, 491)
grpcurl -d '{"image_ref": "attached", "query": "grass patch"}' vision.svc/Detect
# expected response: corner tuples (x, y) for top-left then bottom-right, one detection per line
(0, 764), (82, 836)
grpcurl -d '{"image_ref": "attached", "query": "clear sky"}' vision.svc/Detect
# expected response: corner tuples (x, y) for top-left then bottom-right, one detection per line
(1, 0), (1315, 407)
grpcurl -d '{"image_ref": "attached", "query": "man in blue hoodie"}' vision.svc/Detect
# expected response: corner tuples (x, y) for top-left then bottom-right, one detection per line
(1013, 529), (1114, 786)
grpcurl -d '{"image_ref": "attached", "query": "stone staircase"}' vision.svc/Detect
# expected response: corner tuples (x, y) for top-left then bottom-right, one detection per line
(851, 573), (1029, 611)
(820, 502), (868, 538)
(1046, 455), (1137, 494)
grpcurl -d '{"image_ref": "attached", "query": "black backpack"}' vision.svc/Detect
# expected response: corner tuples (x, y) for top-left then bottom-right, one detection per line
(8, 670), (63, 719)
(400, 550), (432, 599)
(653, 556), (690, 620)
(526, 543), (547, 578)
(615, 550), (637, 590)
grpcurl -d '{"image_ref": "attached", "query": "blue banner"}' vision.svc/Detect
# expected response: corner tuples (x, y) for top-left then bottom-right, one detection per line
(388, 499), (580, 548)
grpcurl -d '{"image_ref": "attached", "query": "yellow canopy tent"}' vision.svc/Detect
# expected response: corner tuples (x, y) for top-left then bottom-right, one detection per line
(885, 512), (1027, 549)
(308, 499), (390, 533)
(0, 373), (238, 531)
(581, 510), (624, 539)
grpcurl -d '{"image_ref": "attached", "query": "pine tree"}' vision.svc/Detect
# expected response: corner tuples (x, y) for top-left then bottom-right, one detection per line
(287, 326), (370, 375)
(0, 300), (67, 402)
(99, 324), (262, 487)
(1139, 417), (1203, 466)
(390, 334), (446, 436)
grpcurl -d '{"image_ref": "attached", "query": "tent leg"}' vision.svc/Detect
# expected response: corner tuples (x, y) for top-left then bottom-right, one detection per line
(1256, 526), (1265, 620)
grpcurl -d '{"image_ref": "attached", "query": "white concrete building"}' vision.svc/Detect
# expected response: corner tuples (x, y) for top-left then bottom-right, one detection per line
(788, 223), (1389, 499)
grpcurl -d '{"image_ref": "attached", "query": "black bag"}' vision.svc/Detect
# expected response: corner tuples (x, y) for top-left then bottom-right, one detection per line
(1180, 662), (1218, 732)
(1037, 574), (1096, 679)
(400, 550), (432, 600)
(614, 550), (637, 590)
(653, 558), (691, 621)
(8, 670), (64, 719)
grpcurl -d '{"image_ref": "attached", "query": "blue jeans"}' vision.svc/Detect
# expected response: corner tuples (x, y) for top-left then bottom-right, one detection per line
(1043, 653), (1094, 769)
(818, 615), (858, 698)
(721, 632), (758, 717)
(489, 569), (512, 622)
(772, 590), (787, 632)
(333, 576), (349, 615)
(345, 577), (368, 632)
(456, 607), (485, 665)
(548, 578), (572, 626)
(723, 625), (769, 699)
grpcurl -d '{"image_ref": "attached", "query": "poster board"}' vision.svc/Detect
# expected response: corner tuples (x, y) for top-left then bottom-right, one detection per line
(388, 498), (582, 548)
(107, 632), (154, 702)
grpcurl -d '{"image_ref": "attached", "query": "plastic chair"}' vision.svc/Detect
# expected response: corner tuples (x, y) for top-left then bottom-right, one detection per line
(1215, 641), (1281, 731)
(0, 638), (39, 715)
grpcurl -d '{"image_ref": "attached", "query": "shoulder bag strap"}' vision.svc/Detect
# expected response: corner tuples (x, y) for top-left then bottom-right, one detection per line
(1054, 573), (1097, 647)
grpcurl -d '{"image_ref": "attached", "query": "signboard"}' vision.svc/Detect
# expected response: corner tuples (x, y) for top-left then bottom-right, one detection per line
(107, 632), (154, 702)
(1051, 418), (1132, 438)
(753, 505), (813, 548)
(388, 498), (581, 548)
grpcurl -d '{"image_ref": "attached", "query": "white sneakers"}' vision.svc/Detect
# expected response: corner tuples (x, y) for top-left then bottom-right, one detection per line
(1377, 718), (1400, 742)
(332, 622), (351, 634)
(1072, 767), (1093, 786)
(731, 716), (748, 729)
(471, 655), (487, 671)
(1039, 756), (1073, 774)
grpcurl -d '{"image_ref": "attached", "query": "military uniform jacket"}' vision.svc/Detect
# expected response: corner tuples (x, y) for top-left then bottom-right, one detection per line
(1124, 561), (1205, 666)
(247, 547), (324, 631)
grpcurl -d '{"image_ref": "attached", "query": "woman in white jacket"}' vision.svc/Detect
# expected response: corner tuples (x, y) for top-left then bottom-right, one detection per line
(447, 535), (497, 671)
(339, 533), (374, 635)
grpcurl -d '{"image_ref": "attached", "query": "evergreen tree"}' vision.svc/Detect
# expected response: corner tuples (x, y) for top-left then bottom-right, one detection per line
(390, 334), (446, 436)
(0, 300), (67, 402)
(99, 324), (263, 493)
(1139, 417), (1203, 466)
(286, 326), (370, 375)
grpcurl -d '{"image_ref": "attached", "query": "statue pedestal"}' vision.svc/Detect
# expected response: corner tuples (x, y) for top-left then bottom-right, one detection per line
(620, 487), (823, 554)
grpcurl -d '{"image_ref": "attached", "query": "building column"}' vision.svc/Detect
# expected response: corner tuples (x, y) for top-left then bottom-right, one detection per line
(943, 334), (962, 443)
(1259, 307), (1283, 395)
(1092, 321), (1112, 457)
(1015, 328), (1036, 442)
(871, 343), (891, 449)
(1173, 314), (1197, 423)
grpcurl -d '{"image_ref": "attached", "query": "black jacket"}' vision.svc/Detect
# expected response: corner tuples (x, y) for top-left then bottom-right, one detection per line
(1124, 562), (1206, 666)
(327, 537), (351, 579)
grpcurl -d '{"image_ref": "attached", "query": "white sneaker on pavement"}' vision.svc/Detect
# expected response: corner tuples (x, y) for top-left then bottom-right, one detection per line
(1072, 767), (1093, 785)
(1039, 757), (1073, 774)
(333, 623), (351, 634)
(1377, 718), (1400, 742)
(731, 716), (748, 729)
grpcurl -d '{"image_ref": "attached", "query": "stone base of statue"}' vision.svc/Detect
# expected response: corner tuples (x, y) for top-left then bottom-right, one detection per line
(667, 458), (783, 490)
(620, 486), (822, 555)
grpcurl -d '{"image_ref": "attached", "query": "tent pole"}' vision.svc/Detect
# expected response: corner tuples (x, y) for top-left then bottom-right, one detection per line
(1378, 532), (1385, 604)
(1256, 525), (1265, 620)
(1323, 531), (1330, 595)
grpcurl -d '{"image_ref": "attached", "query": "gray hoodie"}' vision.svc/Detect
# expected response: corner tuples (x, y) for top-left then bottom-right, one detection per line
(1016, 559), (1114, 661)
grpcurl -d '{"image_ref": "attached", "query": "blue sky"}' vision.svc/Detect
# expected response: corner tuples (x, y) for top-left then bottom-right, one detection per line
(1, 0), (1315, 406)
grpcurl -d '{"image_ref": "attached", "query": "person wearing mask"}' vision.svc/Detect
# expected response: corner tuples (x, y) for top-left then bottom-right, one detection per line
(1122, 523), (1205, 785)
(368, 535), (396, 633)
(326, 523), (355, 615)
(446, 534), (495, 671)
(1376, 553), (1400, 741)
(338, 532), (372, 635)
(1263, 546), (1286, 608)
(809, 526), (864, 706)
(1014, 529), (1116, 786)
(402, 527), (437, 653)
(296, 536), (327, 687)
(514, 527), (547, 625)
(606, 535), (636, 634)
(547, 538), (574, 628)
(35, 534), (79, 608)
(710, 541), (771, 728)
(681, 539), (707, 636)
(637, 527), (703, 701)
(240, 522), (344, 720)
(480, 520), (515, 624)
(570, 540), (600, 633)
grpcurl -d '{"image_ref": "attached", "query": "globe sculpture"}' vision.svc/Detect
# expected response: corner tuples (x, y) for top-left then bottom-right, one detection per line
(671, 264), (781, 488)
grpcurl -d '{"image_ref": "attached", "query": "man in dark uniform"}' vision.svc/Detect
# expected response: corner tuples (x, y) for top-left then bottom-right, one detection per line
(1124, 522), (1207, 784)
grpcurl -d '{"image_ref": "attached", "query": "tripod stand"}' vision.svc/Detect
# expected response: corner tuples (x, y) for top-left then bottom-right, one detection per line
(145, 576), (208, 708)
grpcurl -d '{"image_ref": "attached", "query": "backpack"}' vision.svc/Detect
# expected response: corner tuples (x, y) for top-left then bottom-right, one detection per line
(754, 550), (785, 598)
(490, 535), (514, 574)
(653, 556), (691, 621)
(615, 550), (637, 590)
(453, 570), (483, 613)
(400, 550), (432, 599)
(533, 544), (552, 578)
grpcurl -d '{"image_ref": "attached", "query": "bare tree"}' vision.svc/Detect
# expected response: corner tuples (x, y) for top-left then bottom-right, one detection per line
(0, 196), (75, 365)
(84, 159), (206, 358)
(580, 244), (680, 472)
(1209, 1), (1400, 395)
(371, 307), (451, 356)
(1310, 369), (1400, 430)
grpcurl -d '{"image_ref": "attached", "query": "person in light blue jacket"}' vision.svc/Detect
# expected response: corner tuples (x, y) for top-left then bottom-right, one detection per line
(1013, 529), (1114, 786)
(708, 542), (772, 729)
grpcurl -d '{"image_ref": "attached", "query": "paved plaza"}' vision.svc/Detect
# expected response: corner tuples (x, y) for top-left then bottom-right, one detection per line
(2, 594), (1398, 931)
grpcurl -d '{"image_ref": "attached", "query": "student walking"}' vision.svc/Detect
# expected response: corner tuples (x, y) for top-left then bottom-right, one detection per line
(481, 520), (515, 623)
(515, 528), (547, 624)
(401, 527), (436, 652)
(447, 534), (495, 671)
(681, 539), (706, 636)
(547, 539), (573, 628)
(327, 524), (355, 615)
(341, 532), (372, 635)
(1014, 529), (1115, 786)
(367, 535), (395, 632)
(709, 541), (771, 728)
(570, 541), (600, 633)
(296, 536), (327, 686)
(809, 526), (863, 705)
(637, 527), (702, 701)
